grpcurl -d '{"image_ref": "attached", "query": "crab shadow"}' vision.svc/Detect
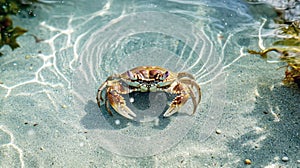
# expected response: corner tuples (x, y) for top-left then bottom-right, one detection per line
(80, 92), (178, 130)
(227, 84), (300, 166)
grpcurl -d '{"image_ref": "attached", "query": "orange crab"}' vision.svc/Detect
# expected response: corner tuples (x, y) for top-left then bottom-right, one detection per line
(96, 66), (201, 120)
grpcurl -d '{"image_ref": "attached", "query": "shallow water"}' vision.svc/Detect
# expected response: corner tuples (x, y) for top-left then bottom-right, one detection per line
(0, 0), (299, 167)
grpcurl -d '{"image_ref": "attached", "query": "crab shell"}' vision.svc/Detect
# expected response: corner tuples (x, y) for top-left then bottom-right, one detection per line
(96, 66), (201, 120)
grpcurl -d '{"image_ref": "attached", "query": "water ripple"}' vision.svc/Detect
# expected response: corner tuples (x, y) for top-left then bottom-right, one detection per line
(0, 0), (256, 159)
(71, 10), (226, 157)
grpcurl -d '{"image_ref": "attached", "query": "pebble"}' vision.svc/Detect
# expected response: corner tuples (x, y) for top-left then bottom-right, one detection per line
(216, 129), (222, 134)
(25, 55), (31, 59)
(244, 159), (251, 165)
(282, 156), (289, 162)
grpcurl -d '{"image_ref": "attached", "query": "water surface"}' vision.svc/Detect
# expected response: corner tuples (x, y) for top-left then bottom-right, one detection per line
(0, 0), (299, 167)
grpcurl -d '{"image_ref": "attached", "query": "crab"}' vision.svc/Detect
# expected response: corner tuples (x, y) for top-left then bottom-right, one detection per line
(96, 66), (201, 120)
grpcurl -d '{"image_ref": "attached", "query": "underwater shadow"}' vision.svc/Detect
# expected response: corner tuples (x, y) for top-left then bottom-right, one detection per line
(227, 84), (300, 166)
(80, 100), (132, 130)
(80, 94), (173, 130)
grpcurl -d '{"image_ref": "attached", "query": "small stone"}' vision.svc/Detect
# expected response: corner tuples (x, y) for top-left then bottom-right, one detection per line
(245, 159), (251, 165)
(297, 160), (300, 163)
(216, 129), (222, 134)
(25, 55), (31, 59)
(61, 104), (67, 109)
(282, 156), (289, 162)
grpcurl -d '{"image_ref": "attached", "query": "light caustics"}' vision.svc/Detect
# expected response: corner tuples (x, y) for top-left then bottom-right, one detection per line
(72, 11), (226, 157)
(0, 19), (74, 111)
(0, 2), (241, 158)
(0, 125), (24, 168)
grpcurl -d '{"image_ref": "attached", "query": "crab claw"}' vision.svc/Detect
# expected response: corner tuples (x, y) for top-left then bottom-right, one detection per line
(163, 93), (190, 117)
(163, 83), (191, 117)
(108, 90), (137, 120)
(163, 78), (201, 117)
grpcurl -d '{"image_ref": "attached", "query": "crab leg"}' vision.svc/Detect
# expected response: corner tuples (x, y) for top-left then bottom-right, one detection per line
(179, 79), (202, 114)
(179, 79), (201, 105)
(96, 80), (114, 116)
(96, 81), (108, 107)
(96, 74), (123, 107)
(107, 90), (137, 120)
(105, 100), (113, 116)
(184, 85), (198, 114)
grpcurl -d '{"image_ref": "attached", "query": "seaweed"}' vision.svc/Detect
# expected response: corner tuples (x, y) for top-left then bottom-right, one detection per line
(0, 0), (41, 55)
(0, 16), (27, 55)
(248, 21), (300, 87)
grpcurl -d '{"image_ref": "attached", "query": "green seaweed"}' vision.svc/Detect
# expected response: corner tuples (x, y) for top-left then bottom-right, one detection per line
(248, 21), (300, 87)
(0, 0), (41, 55)
(0, 16), (27, 54)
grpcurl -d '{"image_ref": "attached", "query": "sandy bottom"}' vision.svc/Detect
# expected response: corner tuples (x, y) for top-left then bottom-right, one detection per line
(0, 0), (299, 167)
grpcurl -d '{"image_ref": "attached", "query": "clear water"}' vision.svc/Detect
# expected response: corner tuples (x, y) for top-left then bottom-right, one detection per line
(0, 0), (299, 167)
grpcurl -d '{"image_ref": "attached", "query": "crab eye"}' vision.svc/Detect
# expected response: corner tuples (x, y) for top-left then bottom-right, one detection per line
(127, 71), (137, 80)
(160, 71), (169, 80)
